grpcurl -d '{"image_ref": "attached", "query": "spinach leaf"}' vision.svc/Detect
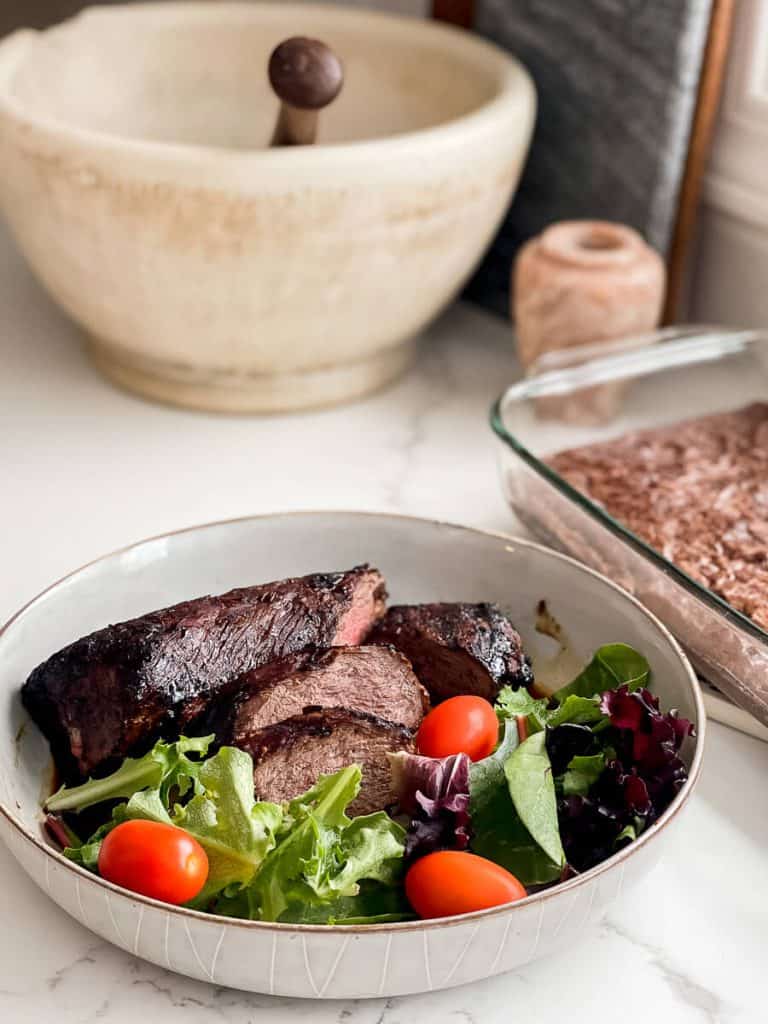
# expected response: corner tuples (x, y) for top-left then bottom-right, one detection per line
(470, 721), (561, 886)
(504, 732), (565, 868)
(561, 753), (606, 797)
(469, 718), (520, 816)
(471, 804), (562, 885)
(554, 644), (650, 701)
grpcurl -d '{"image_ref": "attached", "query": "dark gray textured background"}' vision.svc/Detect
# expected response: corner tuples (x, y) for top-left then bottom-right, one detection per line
(467, 0), (714, 317)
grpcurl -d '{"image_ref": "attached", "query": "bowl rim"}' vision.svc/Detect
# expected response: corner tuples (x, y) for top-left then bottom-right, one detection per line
(0, 510), (705, 934)
(0, 2), (535, 169)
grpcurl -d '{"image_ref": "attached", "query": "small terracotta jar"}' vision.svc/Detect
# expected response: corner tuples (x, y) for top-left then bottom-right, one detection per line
(513, 221), (666, 423)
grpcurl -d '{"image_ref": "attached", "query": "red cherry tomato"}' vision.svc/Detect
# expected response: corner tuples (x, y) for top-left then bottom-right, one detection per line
(405, 851), (527, 919)
(98, 820), (209, 905)
(417, 695), (499, 761)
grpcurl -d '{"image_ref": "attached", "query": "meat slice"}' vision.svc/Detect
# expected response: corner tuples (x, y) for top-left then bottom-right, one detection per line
(22, 566), (387, 780)
(245, 708), (416, 815)
(369, 602), (533, 703)
(207, 645), (428, 739)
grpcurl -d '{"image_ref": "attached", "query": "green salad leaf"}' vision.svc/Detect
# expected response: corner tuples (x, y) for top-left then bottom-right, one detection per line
(547, 695), (606, 729)
(496, 687), (604, 733)
(214, 878), (414, 925)
(283, 763), (360, 830)
(615, 823), (638, 845)
(469, 717), (520, 817)
(495, 687), (548, 731)
(249, 766), (406, 922)
(330, 812), (407, 891)
(125, 787), (175, 824)
(63, 742), (283, 903)
(561, 753), (607, 797)
(47, 735), (213, 813)
(64, 804), (129, 871)
(59, 743), (406, 922)
(172, 747), (283, 903)
(277, 880), (415, 925)
(474, 641), (655, 883)
(553, 643), (650, 701)
(504, 732), (565, 869)
(470, 719), (562, 886)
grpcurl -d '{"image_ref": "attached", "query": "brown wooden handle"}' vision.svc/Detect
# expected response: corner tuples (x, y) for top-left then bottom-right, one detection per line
(268, 37), (344, 147)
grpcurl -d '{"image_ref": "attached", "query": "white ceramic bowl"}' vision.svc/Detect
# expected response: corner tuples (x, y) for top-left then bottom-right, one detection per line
(0, 4), (535, 413)
(0, 512), (703, 998)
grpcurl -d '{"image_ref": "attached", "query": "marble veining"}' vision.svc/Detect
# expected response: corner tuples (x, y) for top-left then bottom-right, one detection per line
(1, 224), (766, 1020)
(601, 920), (726, 1024)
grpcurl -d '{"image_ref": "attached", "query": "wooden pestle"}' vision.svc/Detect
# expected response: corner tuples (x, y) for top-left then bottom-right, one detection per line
(268, 37), (344, 147)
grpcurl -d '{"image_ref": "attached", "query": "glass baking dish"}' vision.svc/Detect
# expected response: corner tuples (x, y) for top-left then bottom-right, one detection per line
(491, 326), (768, 727)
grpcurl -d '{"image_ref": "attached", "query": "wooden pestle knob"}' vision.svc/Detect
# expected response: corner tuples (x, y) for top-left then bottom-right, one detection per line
(268, 37), (344, 147)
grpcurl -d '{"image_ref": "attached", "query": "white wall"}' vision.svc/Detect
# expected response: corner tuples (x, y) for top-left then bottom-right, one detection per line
(689, 0), (768, 327)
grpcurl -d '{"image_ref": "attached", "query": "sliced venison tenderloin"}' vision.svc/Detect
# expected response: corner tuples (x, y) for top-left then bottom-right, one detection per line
(207, 644), (429, 740)
(22, 566), (387, 780)
(244, 707), (416, 815)
(368, 602), (533, 704)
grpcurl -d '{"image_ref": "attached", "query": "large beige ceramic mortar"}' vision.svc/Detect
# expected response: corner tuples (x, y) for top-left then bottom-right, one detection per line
(0, 3), (535, 412)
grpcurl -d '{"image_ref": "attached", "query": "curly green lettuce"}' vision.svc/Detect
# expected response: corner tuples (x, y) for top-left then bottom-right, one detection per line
(52, 738), (408, 922)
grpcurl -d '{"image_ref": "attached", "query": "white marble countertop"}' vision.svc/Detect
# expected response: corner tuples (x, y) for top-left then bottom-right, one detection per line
(2, 225), (767, 1023)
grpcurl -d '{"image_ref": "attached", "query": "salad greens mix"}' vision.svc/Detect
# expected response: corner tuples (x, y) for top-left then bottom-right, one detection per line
(49, 742), (410, 923)
(468, 642), (692, 882)
(45, 642), (693, 923)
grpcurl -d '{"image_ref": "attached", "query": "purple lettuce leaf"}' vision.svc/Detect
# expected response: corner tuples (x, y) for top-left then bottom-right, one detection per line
(388, 751), (471, 860)
(556, 685), (694, 872)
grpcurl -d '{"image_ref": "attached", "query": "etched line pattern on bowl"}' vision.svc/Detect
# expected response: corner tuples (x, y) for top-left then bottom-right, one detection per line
(552, 887), (581, 940)
(184, 918), (213, 982)
(423, 930), (433, 991)
(489, 914), (514, 974)
(442, 922), (481, 986)
(75, 876), (89, 929)
(133, 906), (145, 957)
(163, 911), (172, 970)
(377, 933), (393, 996)
(105, 890), (126, 947)
(580, 871), (600, 930)
(302, 934), (319, 997)
(317, 934), (351, 998)
(527, 901), (546, 965)
(268, 932), (277, 995)
(209, 926), (227, 987)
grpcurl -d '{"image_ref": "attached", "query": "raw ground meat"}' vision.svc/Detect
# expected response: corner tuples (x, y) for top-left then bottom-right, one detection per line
(549, 403), (768, 630)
